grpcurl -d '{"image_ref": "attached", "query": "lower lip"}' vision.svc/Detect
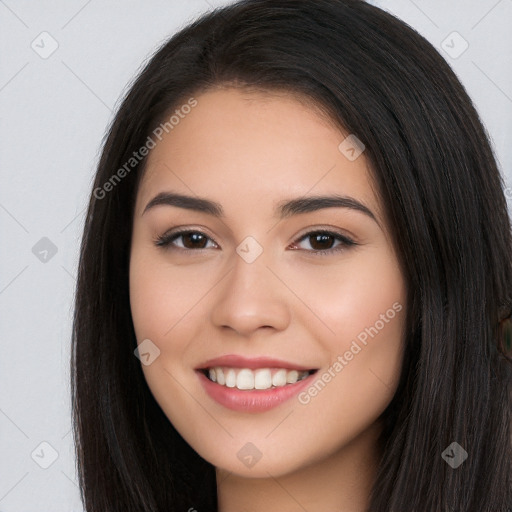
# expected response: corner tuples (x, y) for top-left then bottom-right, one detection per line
(196, 370), (317, 412)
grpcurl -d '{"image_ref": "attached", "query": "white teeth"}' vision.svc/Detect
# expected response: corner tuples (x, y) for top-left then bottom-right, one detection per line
(286, 370), (299, 384)
(205, 366), (311, 390)
(272, 369), (287, 387)
(254, 369), (272, 389)
(225, 368), (236, 388)
(216, 368), (225, 385)
(236, 369), (254, 390)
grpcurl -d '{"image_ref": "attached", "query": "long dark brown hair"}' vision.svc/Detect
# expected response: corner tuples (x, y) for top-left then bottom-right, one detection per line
(71, 0), (512, 510)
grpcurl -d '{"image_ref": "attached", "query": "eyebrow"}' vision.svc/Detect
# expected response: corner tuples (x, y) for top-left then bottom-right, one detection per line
(142, 191), (378, 224)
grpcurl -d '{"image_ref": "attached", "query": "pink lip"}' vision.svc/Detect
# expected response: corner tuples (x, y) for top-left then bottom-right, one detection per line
(196, 370), (317, 413)
(196, 354), (315, 371)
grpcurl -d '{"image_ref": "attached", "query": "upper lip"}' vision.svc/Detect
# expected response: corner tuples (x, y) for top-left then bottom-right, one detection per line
(195, 354), (317, 371)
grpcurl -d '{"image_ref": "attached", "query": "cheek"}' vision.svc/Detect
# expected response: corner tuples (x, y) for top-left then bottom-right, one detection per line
(129, 255), (162, 341)
(282, 245), (405, 349)
(294, 307), (405, 457)
(291, 247), (406, 410)
(129, 248), (199, 424)
(129, 247), (199, 344)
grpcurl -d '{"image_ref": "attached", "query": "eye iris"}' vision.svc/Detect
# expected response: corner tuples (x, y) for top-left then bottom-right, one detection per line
(182, 232), (208, 249)
(310, 233), (334, 251)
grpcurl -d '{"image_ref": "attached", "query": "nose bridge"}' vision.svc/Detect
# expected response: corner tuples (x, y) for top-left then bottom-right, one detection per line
(209, 236), (290, 334)
(231, 237), (271, 293)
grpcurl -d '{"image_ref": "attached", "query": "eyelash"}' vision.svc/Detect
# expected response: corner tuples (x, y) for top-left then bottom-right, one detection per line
(153, 228), (357, 256)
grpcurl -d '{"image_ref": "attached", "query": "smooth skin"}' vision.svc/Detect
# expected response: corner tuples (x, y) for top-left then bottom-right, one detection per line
(129, 87), (407, 512)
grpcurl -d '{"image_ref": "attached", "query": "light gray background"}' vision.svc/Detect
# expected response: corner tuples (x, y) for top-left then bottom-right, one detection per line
(1, 1), (511, 510)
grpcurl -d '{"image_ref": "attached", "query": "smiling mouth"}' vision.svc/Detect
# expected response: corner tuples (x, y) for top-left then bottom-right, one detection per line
(199, 367), (318, 391)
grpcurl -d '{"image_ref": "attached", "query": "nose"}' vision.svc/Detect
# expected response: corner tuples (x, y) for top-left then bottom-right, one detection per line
(209, 248), (291, 338)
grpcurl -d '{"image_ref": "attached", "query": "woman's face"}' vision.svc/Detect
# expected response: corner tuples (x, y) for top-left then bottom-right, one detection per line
(129, 87), (407, 478)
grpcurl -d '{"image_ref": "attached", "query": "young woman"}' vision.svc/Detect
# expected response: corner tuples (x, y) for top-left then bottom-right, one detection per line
(71, 0), (512, 510)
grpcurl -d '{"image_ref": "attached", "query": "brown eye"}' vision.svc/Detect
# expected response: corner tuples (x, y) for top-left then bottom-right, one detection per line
(307, 233), (337, 251)
(291, 230), (356, 256)
(178, 232), (209, 249)
(155, 230), (217, 250)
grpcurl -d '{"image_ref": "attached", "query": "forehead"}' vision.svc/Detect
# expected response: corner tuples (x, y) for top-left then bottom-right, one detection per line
(135, 87), (382, 223)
